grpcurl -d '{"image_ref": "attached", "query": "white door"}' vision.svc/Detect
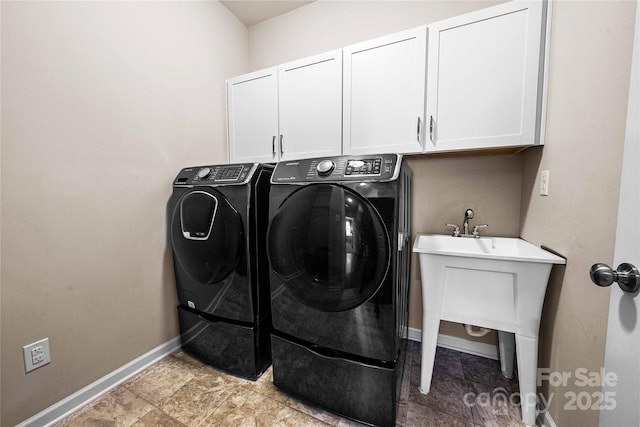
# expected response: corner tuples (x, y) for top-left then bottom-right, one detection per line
(597, 3), (640, 426)
(278, 50), (343, 161)
(425, 0), (546, 153)
(343, 26), (427, 155)
(227, 68), (279, 164)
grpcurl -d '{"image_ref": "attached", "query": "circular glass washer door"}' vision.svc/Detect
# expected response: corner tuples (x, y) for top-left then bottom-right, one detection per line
(268, 184), (390, 312)
(171, 189), (243, 285)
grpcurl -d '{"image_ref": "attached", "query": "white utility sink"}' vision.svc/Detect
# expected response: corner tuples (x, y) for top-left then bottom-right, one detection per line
(413, 233), (565, 427)
(414, 234), (564, 263)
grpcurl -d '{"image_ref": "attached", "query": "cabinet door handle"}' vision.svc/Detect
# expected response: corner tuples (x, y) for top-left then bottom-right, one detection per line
(417, 117), (422, 143)
(279, 135), (284, 156)
(429, 116), (435, 142)
(272, 136), (276, 158)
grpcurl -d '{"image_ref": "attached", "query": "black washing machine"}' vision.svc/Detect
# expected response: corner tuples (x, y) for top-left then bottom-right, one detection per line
(267, 154), (412, 426)
(168, 162), (273, 380)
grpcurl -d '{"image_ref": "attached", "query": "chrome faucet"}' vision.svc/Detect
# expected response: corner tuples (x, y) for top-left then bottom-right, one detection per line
(445, 208), (488, 238)
(463, 209), (474, 236)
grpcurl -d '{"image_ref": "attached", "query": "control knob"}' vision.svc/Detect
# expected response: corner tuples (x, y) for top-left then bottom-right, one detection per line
(197, 167), (212, 179)
(316, 160), (335, 176)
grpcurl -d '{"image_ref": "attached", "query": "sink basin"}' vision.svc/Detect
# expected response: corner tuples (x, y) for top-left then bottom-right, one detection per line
(413, 233), (565, 264)
(413, 233), (565, 427)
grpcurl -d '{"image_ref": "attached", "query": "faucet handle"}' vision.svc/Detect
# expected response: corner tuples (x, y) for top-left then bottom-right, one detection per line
(472, 224), (488, 237)
(445, 223), (461, 237)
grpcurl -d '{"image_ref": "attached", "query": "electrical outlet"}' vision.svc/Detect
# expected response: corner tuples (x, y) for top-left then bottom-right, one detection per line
(540, 170), (549, 196)
(23, 338), (51, 373)
(31, 346), (45, 364)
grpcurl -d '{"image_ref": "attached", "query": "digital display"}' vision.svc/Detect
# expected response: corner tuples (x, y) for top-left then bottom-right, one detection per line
(345, 158), (382, 175)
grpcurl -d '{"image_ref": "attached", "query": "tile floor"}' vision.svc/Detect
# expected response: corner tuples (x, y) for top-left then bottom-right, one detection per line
(55, 341), (525, 427)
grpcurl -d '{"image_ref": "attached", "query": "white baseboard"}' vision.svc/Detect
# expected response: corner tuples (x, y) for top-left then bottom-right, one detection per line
(17, 336), (181, 427)
(407, 325), (423, 342)
(407, 327), (499, 360)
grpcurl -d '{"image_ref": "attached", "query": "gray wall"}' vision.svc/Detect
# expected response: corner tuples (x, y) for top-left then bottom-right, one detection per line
(1, 1), (636, 426)
(521, 2), (636, 425)
(246, 1), (636, 426)
(1, 2), (248, 424)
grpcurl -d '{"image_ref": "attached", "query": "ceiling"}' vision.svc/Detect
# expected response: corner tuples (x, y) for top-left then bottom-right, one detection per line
(220, 0), (316, 27)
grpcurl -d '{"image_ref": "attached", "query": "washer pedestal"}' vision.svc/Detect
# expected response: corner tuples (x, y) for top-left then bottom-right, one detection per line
(271, 334), (406, 427)
(178, 305), (271, 380)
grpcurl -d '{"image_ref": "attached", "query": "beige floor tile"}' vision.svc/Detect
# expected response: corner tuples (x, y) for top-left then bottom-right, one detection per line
(55, 387), (154, 427)
(197, 361), (251, 388)
(284, 397), (343, 425)
(201, 388), (284, 427)
(246, 367), (290, 403)
(131, 408), (186, 427)
(55, 343), (525, 427)
(159, 370), (239, 426)
(171, 351), (206, 369)
(123, 355), (201, 406)
(270, 405), (334, 427)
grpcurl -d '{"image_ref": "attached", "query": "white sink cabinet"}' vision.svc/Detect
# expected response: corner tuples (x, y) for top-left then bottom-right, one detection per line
(412, 234), (565, 427)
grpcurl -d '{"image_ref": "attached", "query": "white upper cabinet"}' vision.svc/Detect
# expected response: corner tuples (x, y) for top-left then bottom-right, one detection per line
(227, 68), (279, 163)
(278, 50), (343, 161)
(425, 1), (547, 153)
(226, 50), (342, 164)
(227, 1), (549, 159)
(343, 27), (427, 155)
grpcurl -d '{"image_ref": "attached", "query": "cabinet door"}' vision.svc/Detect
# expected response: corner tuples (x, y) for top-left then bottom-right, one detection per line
(227, 68), (279, 163)
(278, 50), (343, 161)
(425, 1), (546, 153)
(343, 27), (427, 155)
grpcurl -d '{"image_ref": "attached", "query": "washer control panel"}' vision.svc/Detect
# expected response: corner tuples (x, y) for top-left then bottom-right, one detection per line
(272, 154), (400, 183)
(173, 163), (257, 186)
(316, 160), (336, 176)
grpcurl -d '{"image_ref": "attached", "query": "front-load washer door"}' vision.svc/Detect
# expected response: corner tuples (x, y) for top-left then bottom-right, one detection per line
(268, 184), (394, 360)
(171, 189), (243, 288)
(269, 184), (389, 312)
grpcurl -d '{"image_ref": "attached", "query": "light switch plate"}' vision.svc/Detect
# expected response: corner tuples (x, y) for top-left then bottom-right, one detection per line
(540, 170), (549, 196)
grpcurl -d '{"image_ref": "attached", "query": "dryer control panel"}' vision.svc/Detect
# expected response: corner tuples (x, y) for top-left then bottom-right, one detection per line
(272, 154), (401, 183)
(173, 163), (258, 186)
